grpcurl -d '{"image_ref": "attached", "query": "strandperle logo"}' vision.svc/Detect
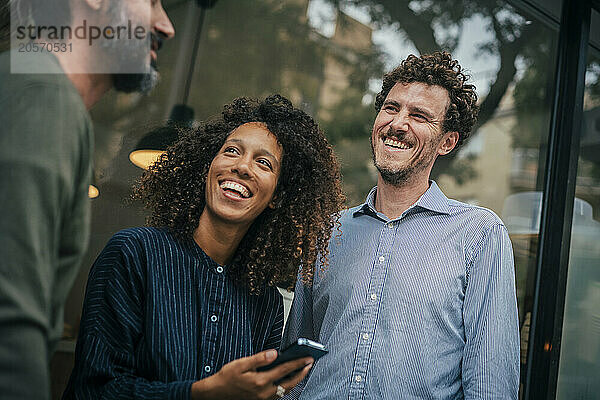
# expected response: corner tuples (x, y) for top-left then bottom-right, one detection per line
(15, 19), (147, 46)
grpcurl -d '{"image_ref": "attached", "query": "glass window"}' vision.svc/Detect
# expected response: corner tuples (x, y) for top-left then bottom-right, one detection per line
(556, 9), (600, 398)
(53, 0), (561, 398)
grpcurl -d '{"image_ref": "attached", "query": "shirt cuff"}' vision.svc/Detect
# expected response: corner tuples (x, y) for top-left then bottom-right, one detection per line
(170, 379), (195, 400)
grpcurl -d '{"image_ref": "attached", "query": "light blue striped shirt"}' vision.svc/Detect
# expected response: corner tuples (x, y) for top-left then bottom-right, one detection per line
(283, 182), (519, 399)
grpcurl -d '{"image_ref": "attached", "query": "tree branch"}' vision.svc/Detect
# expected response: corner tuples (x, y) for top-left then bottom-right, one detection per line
(368, 0), (441, 53)
(475, 21), (534, 130)
(390, 4), (440, 53)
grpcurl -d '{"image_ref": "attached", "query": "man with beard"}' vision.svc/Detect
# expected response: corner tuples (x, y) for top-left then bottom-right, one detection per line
(0, 0), (174, 399)
(282, 52), (520, 399)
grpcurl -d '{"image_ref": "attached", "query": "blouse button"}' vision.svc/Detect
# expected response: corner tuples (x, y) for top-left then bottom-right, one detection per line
(210, 315), (218, 322)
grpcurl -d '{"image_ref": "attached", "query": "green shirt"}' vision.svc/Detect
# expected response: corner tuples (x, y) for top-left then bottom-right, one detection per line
(0, 50), (93, 400)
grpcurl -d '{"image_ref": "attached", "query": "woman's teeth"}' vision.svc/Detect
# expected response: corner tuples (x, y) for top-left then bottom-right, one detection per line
(220, 181), (251, 198)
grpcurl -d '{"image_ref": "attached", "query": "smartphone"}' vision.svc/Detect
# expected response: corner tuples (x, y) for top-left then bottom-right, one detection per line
(257, 338), (328, 372)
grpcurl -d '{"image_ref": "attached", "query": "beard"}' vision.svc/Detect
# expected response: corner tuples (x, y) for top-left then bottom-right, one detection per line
(373, 157), (415, 185)
(112, 57), (159, 94)
(371, 128), (440, 186)
(102, 4), (160, 94)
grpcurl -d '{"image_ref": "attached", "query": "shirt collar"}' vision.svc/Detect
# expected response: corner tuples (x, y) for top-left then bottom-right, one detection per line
(354, 180), (450, 218)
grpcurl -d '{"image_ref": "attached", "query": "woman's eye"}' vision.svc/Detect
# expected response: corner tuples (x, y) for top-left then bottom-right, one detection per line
(224, 147), (239, 154)
(257, 159), (273, 169)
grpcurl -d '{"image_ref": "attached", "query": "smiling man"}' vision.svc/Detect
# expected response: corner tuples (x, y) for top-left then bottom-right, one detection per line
(0, 0), (174, 399)
(282, 52), (520, 399)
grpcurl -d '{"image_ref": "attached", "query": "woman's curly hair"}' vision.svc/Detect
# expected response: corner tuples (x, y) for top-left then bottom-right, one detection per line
(374, 51), (479, 150)
(133, 94), (345, 293)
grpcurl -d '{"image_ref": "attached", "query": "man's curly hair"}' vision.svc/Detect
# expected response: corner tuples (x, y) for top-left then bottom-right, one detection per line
(374, 51), (479, 150)
(133, 94), (345, 293)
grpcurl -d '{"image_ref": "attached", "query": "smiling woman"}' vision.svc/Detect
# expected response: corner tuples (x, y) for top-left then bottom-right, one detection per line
(201, 122), (283, 238)
(135, 94), (345, 291)
(62, 94), (345, 400)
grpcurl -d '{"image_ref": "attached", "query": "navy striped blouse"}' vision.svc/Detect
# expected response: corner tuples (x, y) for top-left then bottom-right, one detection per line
(63, 227), (283, 399)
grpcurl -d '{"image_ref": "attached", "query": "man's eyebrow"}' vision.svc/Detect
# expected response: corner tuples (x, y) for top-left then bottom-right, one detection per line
(410, 106), (435, 119)
(383, 99), (401, 108)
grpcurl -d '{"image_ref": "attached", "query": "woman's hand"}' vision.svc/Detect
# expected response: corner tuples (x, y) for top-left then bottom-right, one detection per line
(190, 349), (313, 400)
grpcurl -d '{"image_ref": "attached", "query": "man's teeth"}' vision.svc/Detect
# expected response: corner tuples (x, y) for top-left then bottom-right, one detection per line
(384, 138), (411, 149)
(220, 181), (250, 198)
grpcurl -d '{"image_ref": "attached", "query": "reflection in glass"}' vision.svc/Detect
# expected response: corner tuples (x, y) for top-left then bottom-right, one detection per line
(557, 43), (600, 399)
(51, 0), (564, 398)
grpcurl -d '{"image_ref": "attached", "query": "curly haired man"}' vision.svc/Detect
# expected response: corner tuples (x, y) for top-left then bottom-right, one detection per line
(283, 52), (520, 399)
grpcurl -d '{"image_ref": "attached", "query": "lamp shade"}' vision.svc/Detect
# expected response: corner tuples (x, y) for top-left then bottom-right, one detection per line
(129, 125), (179, 169)
(88, 184), (99, 199)
(88, 171), (99, 198)
(129, 105), (194, 170)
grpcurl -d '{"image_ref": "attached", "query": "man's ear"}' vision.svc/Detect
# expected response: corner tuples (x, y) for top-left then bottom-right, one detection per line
(438, 131), (459, 156)
(268, 195), (277, 209)
(84, 0), (103, 11)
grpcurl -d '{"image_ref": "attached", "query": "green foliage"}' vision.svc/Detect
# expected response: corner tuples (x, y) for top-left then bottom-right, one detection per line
(189, 0), (324, 117)
(510, 30), (555, 149)
(320, 89), (374, 143)
(88, 0), (582, 199)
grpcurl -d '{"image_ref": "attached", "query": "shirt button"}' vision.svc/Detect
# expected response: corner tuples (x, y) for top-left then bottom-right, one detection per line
(387, 222), (393, 228)
(355, 375), (362, 382)
(378, 256), (385, 263)
(370, 293), (377, 301)
(204, 365), (211, 373)
(210, 315), (218, 322)
(216, 266), (224, 273)
(362, 333), (370, 340)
